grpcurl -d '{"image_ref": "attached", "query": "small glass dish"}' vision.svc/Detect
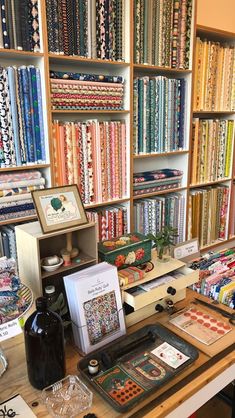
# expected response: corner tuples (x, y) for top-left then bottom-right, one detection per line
(41, 375), (93, 418)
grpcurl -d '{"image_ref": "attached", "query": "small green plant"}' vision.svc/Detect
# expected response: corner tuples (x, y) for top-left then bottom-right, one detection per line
(148, 226), (178, 260)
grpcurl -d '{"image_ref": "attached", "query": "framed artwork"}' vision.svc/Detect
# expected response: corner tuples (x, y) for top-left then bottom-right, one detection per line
(32, 185), (88, 234)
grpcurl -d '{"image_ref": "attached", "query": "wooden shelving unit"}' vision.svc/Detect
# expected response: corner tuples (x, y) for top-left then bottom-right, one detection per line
(188, 23), (235, 247)
(15, 221), (97, 297)
(1, 1), (235, 257)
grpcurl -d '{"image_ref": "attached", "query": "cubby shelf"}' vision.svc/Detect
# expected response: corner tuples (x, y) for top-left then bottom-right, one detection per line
(15, 221), (97, 297)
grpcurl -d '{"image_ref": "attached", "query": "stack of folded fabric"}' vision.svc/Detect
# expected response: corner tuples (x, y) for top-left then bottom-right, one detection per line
(118, 266), (145, 287)
(0, 170), (45, 221)
(50, 71), (124, 110)
(190, 248), (235, 308)
(133, 169), (183, 196)
(0, 258), (30, 324)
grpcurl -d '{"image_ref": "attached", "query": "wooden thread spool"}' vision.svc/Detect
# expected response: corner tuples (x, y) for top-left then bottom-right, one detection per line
(61, 232), (79, 264)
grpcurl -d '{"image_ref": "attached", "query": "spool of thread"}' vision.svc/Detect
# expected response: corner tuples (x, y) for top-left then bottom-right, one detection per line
(88, 359), (99, 375)
(61, 250), (71, 266)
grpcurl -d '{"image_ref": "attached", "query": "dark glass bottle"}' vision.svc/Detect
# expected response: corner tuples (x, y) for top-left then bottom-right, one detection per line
(44, 285), (58, 310)
(24, 297), (65, 390)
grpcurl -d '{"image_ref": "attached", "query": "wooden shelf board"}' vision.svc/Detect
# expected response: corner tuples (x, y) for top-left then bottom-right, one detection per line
(196, 25), (235, 39)
(0, 164), (50, 172)
(133, 64), (192, 74)
(193, 110), (235, 114)
(134, 150), (189, 159)
(41, 252), (96, 279)
(48, 53), (130, 66)
(0, 215), (37, 226)
(85, 197), (130, 209)
(200, 238), (235, 252)
(51, 109), (129, 114)
(133, 187), (186, 200)
(16, 220), (96, 239)
(0, 49), (43, 57)
(190, 178), (232, 188)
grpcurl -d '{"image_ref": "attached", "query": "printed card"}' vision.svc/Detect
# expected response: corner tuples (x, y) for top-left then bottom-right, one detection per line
(170, 307), (232, 345)
(151, 342), (190, 369)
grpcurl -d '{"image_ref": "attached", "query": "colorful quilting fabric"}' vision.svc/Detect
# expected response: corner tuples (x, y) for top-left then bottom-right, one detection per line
(133, 169), (183, 183)
(0, 65), (46, 167)
(46, 0), (124, 61)
(134, 76), (186, 154)
(188, 185), (230, 247)
(87, 204), (128, 241)
(50, 77), (124, 111)
(0, 0), (40, 51)
(0, 170), (45, 221)
(191, 119), (234, 185)
(193, 38), (235, 111)
(52, 120), (127, 205)
(134, 193), (185, 242)
(134, 0), (193, 69)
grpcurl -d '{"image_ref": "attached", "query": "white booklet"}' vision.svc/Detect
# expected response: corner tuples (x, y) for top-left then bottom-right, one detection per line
(64, 262), (126, 354)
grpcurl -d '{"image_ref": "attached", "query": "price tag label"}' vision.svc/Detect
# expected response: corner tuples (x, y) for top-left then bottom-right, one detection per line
(0, 319), (22, 342)
(173, 239), (199, 261)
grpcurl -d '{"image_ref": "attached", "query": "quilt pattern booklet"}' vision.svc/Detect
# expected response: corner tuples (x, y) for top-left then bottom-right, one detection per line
(64, 262), (126, 354)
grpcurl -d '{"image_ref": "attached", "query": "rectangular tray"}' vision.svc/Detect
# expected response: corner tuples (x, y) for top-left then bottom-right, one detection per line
(78, 323), (199, 412)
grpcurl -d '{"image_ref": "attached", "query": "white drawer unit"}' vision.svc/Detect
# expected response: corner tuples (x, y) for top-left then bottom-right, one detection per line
(125, 289), (186, 327)
(123, 266), (198, 310)
(121, 251), (199, 326)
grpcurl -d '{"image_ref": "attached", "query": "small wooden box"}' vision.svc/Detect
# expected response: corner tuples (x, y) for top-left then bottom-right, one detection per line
(98, 232), (152, 269)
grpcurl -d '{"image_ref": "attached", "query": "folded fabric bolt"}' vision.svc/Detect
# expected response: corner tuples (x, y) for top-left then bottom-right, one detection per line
(118, 266), (145, 287)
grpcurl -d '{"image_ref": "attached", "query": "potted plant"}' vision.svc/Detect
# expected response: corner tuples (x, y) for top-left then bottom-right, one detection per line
(148, 226), (178, 261)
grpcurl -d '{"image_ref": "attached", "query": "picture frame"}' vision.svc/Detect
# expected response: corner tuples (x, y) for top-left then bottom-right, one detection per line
(32, 185), (88, 234)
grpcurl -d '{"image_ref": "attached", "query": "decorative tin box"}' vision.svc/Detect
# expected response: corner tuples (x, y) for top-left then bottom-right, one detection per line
(98, 232), (152, 270)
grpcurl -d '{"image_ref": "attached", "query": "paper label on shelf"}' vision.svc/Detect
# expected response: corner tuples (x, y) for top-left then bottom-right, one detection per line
(0, 319), (22, 342)
(173, 239), (199, 261)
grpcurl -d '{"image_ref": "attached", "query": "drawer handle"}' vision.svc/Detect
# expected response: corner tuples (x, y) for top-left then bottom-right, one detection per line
(167, 286), (176, 296)
(155, 304), (164, 312)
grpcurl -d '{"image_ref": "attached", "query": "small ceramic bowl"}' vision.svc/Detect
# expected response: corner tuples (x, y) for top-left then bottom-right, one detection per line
(41, 257), (64, 272)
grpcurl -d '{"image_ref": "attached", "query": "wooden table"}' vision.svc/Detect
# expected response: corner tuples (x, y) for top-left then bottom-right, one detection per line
(1, 290), (235, 418)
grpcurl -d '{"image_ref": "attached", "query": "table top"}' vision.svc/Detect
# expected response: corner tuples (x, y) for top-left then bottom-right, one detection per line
(1, 289), (235, 418)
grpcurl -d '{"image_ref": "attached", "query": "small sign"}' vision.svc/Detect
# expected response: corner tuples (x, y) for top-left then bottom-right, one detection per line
(0, 394), (36, 418)
(0, 319), (22, 342)
(173, 239), (199, 262)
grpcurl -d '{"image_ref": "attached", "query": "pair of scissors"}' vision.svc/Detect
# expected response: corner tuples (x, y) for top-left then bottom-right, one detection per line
(193, 297), (235, 325)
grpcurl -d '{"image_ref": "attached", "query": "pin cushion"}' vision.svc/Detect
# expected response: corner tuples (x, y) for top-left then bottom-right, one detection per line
(98, 233), (152, 270)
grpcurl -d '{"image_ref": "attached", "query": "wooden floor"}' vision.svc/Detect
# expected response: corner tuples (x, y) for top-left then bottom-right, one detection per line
(196, 395), (231, 418)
